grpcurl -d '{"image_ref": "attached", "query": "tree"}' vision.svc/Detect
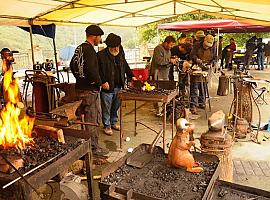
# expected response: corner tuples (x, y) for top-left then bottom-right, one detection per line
(138, 13), (270, 48)
(138, 13), (216, 44)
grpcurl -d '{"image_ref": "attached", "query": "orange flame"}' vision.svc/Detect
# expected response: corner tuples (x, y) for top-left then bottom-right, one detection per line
(0, 67), (35, 149)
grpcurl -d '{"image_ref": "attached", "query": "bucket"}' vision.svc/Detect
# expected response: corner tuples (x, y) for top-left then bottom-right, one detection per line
(132, 68), (149, 81)
(235, 118), (249, 139)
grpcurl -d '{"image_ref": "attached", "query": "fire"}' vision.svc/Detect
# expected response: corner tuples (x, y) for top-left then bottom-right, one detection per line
(142, 82), (155, 91)
(0, 68), (35, 149)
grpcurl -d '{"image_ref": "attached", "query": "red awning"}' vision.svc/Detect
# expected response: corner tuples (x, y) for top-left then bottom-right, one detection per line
(158, 19), (270, 33)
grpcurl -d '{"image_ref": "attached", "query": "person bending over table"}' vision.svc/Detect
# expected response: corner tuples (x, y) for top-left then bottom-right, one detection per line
(189, 34), (216, 115)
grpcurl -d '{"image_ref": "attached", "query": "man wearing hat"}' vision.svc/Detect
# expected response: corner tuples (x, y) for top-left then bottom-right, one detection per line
(193, 30), (205, 46)
(189, 34), (216, 114)
(70, 25), (108, 156)
(98, 33), (137, 136)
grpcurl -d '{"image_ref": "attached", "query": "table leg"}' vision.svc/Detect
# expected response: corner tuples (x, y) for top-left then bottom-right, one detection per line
(134, 100), (137, 136)
(120, 101), (123, 149)
(85, 144), (94, 200)
(172, 98), (175, 139)
(163, 103), (166, 150)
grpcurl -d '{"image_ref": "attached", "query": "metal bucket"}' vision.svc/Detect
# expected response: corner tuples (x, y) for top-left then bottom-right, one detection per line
(235, 118), (249, 139)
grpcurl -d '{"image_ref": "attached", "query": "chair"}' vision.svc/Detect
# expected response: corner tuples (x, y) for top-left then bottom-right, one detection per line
(254, 86), (268, 104)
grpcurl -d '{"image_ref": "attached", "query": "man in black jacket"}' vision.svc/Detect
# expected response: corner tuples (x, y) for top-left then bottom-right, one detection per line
(98, 33), (136, 135)
(70, 25), (108, 156)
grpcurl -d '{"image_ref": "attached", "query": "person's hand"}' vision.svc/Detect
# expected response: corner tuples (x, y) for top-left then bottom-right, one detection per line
(102, 82), (110, 90)
(170, 58), (177, 65)
(196, 58), (202, 64)
(132, 77), (137, 81)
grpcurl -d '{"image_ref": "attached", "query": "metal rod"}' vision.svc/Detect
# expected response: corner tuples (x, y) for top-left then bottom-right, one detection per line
(136, 122), (160, 134)
(250, 84), (261, 144)
(29, 22), (35, 66)
(53, 37), (60, 82)
(1, 155), (41, 197)
(134, 100), (137, 136)
(163, 103), (166, 150)
(120, 101), (123, 149)
(3, 151), (65, 189)
(172, 98), (175, 139)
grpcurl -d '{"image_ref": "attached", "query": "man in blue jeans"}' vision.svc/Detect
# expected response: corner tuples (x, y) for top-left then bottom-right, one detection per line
(98, 33), (137, 135)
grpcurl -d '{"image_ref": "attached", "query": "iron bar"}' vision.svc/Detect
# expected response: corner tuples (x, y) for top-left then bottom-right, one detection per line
(1, 155), (42, 199)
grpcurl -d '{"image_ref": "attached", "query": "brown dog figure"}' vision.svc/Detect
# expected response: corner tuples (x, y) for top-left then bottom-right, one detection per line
(167, 118), (203, 173)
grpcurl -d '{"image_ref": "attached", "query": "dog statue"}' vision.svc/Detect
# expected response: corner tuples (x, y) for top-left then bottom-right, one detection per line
(167, 118), (203, 173)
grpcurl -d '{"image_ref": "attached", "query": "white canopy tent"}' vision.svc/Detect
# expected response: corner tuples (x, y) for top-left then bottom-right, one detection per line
(0, 0), (270, 27)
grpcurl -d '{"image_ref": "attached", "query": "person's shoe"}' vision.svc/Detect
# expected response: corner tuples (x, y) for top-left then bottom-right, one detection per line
(104, 127), (113, 136)
(111, 124), (120, 131)
(92, 147), (109, 156)
(156, 112), (164, 117)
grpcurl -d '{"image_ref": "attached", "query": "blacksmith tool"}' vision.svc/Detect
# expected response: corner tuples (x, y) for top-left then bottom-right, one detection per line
(3, 151), (65, 189)
(126, 129), (163, 168)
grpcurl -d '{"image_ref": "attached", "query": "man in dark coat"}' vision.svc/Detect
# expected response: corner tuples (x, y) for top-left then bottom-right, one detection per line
(244, 36), (257, 70)
(98, 33), (137, 135)
(70, 25), (108, 156)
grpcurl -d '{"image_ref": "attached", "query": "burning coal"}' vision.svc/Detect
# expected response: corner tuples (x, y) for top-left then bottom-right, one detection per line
(142, 82), (155, 91)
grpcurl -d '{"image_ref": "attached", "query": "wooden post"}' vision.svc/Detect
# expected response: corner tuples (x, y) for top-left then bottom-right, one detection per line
(85, 142), (94, 200)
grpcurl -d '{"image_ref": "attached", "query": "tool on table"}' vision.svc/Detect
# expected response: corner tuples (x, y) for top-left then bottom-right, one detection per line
(126, 129), (163, 168)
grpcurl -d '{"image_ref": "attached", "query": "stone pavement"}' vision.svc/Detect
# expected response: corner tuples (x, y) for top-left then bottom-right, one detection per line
(233, 159), (270, 191)
(233, 159), (270, 177)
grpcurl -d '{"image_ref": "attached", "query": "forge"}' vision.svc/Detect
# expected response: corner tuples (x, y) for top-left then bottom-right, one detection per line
(99, 145), (220, 200)
(0, 57), (94, 199)
(0, 127), (93, 200)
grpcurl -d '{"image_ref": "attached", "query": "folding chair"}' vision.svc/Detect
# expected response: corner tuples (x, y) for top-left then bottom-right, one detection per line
(254, 86), (268, 104)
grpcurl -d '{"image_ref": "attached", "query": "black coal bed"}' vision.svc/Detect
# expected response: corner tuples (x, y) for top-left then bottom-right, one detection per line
(100, 144), (220, 200)
(211, 180), (270, 200)
(0, 128), (94, 200)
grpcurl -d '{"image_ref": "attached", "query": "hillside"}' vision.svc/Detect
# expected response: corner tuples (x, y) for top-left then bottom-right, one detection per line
(0, 25), (137, 53)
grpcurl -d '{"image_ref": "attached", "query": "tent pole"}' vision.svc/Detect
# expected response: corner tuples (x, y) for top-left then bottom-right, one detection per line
(29, 24), (35, 67)
(53, 38), (60, 81)
(217, 27), (220, 61)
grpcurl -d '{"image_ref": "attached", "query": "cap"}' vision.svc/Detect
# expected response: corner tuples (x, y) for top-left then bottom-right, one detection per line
(1, 48), (11, 54)
(105, 33), (121, 48)
(176, 118), (190, 131)
(1, 48), (18, 54)
(204, 34), (214, 47)
(195, 30), (205, 40)
(85, 25), (104, 36)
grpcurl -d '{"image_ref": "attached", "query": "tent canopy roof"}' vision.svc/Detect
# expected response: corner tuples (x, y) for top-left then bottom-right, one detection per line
(158, 19), (270, 33)
(0, 0), (270, 27)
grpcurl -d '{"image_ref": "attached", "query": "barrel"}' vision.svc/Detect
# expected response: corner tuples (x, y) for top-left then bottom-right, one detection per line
(217, 75), (229, 96)
(235, 118), (249, 139)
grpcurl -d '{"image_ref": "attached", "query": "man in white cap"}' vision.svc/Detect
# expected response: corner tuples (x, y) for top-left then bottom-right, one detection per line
(189, 34), (216, 114)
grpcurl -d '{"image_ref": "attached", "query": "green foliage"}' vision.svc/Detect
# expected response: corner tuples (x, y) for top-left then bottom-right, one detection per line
(138, 13), (216, 44)
(138, 13), (270, 48)
(221, 33), (270, 49)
